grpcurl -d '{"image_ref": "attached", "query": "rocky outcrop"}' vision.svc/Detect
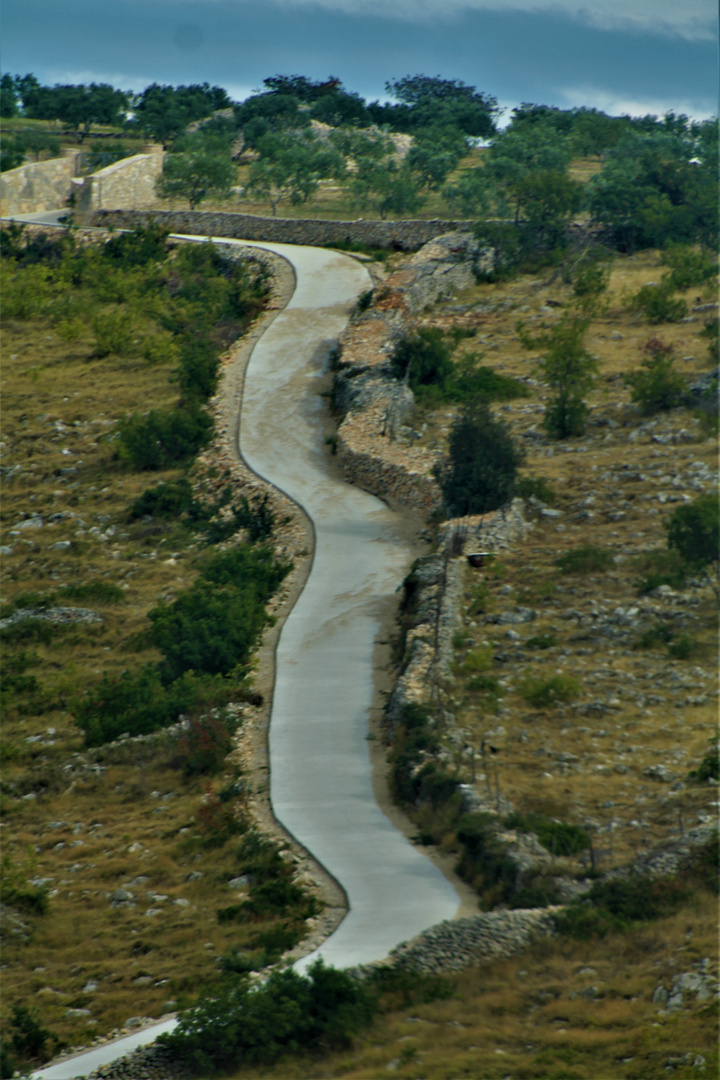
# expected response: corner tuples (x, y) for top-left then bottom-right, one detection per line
(334, 232), (492, 513)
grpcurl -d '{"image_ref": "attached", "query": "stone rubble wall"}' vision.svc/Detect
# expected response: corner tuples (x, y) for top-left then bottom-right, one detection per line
(75, 148), (165, 216)
(89, 207), (474, 251)
(0, 151), (81, 216)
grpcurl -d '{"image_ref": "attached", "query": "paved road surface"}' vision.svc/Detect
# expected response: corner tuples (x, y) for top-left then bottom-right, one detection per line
(29, 233), (460, 1080)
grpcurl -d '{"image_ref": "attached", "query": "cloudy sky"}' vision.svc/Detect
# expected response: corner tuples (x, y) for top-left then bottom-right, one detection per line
(3, 0), (718, 121)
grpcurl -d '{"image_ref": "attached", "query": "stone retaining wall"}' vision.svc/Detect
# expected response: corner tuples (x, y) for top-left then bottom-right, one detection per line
(89, 208), (473, 251)
(0, 151), (81, 216)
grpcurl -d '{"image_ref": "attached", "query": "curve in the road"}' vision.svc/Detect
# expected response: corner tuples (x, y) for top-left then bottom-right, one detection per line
(30, 233), (460, 1080)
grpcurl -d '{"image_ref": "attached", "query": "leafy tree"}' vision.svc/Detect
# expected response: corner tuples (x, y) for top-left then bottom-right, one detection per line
(310, 89), (370, 128)
(234, 92), (306, 147)
(434, 399), (524, 517)
(666, 492), (719, 598)
(156, 143), (236, 209)
(243, 130), (343, 215)
(587, 129), (718, 252)
(262, 74), (342, 102)
(21, 82), (129, 140)
(518, 312), (597, 438)
(382, 75), (499, 139)
(0, 73), (19, 117)
(391, 327), (452, 390)
(131, 82), (232, 144)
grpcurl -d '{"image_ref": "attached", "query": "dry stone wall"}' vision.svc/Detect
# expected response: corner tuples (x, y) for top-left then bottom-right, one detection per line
(89, 207), (473, 251)
(0, 151), (81, 216)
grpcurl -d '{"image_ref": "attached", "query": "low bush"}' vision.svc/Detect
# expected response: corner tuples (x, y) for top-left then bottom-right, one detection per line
(515, 474), (556, 504)
(92, 310), (135, 357)
(687, 742), (720, 784)
(160, 961), (376, 1072)
(116, 403), (213, 470)
(130, 478), (195, 520)
(58, 581), (125, 605)
(0, 853), (49, 915)
(555, 544), (614, 575)
(173, 713), (238, 776)
(525, 633), (558, 650)
(455, 813), (518, 904)
(102, 221), (171, 267)
(517, 674), (580, 708)
(631, 282), (688, 323)
(634, 548), (688, 594)
(556, 874), (690, 939)
(624, 337), (685, 414)
(505, 813), (590, 856)
(74, 667), (236, 746)
(633, 621), (696, 658)
(661, 244), (718, 290)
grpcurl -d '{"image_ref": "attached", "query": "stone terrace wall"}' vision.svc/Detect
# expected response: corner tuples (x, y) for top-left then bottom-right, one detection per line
(0, 150), (81, 216)
(90, 208), (473, 251)
(76, 148), (164, 216)
(334, 231), (492, 513)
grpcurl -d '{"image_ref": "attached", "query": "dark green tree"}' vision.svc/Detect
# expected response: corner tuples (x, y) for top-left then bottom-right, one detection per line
(666, 492), (719, 599)
(434, 399), (524, 517)
(243, 130), (343, 215)
(156, 143), (236, 209)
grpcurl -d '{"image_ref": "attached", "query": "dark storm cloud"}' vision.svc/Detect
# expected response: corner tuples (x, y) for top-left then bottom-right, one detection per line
(2, 0), (717, 118)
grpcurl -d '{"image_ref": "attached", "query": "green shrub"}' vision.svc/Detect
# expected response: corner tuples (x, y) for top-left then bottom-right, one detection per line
(466, 673), (503, 696)
(514, 474), (556, 504)
(505, 813), (590, 856)
(631, 282), (688, 323)
(682, 831), (719, 894)
(74, 667), (235, 746)
(160, 960), (376, 1072)
(518, 674), (580, 708)
(556, 874), (690, 938)
(142, 333), (180, 366)
(102, 222), (171, 267)
(634, 549), (688, 594)
(391, 328), (452, 391)
(116, 404), (212, 470)
(667, 491), (719, 576)
(624, 337), (685, 414)
(173, 713), (237, 776)
(92, 309), (135, 357)
(525, 633), (558, 650)
(6, 1004), (55, 1067)
(355, 288), (374, 313)
(0, 619), (56, 645)
(0, 854), (49, 915)
(572, 257), (611, 300)
(130, 478), (195, 519)
(555, 544), (614, 575)
(661, 245), (718, 290)
(458, 645), (493, 674)
(687, 742), (719, 784)
(667, 632), (696, 659)
(455, 813), (518, 903)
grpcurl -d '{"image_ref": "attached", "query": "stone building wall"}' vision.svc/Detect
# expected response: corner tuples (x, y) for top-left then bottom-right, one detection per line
(0, 150), (81, 216)
(90, 207), (473, 251)
(75, 148), (165, 216)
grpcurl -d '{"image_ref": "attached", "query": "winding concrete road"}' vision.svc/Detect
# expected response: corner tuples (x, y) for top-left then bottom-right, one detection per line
(30, 234), (460, 1080)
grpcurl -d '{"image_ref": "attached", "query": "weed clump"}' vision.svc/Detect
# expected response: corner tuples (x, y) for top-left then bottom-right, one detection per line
(555, 544), (614, 575)
(518, 674), (580, 708)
